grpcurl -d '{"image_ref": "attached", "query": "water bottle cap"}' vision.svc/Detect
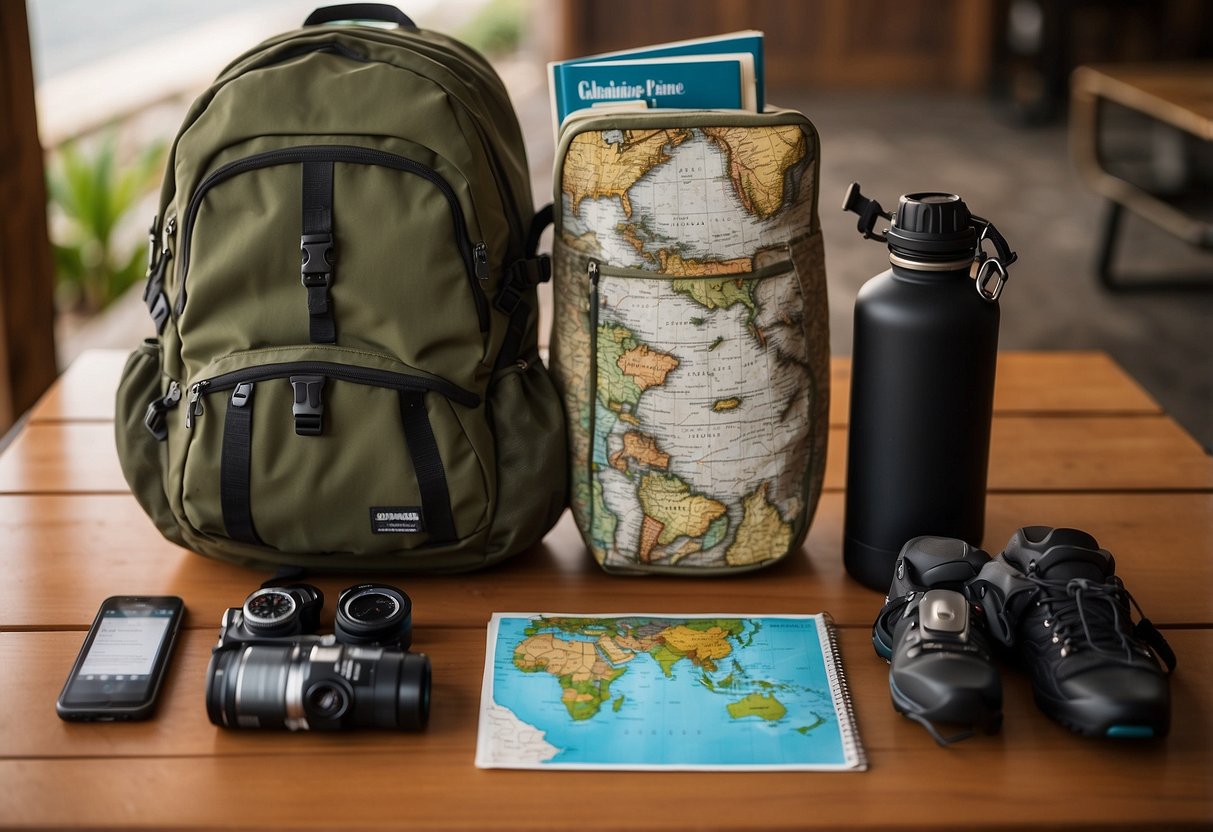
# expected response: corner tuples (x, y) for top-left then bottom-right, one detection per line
(888, 192), (978, 266)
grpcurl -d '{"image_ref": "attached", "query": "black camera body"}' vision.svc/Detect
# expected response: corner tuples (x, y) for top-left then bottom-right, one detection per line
(206, 583), (429, 731)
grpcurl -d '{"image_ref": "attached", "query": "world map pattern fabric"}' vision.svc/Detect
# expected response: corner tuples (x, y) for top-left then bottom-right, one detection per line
(550, 115), (829, 572)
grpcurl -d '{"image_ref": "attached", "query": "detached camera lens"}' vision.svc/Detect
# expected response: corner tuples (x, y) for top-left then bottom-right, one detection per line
(334, 584), (412, 647)
(348, 591), (398, 623)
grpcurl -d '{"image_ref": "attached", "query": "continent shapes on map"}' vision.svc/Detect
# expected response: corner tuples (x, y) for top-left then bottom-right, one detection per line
(701, 125), (807, 220)
(727, 692), (788, 722)
(588, 478), (618, 558)
(609, 430), (670, 473)
(656, 624), (735, 673)
(618, 223), (657, 264)
(517, 618), (806, 730)
(725, 482), (794, 567)
(595, 323), (679, 422)
(563, 128), (692, 218)
(661, 251), (765, 347)
(637, 473), (728, 563)
(660, 250), (753, 278)
(513, 633), (627, 721)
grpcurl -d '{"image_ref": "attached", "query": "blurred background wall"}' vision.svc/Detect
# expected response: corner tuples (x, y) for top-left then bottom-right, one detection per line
(4, 0), (1211, 445)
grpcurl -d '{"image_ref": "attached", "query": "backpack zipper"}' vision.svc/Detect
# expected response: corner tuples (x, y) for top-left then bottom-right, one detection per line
(184, 360), (480, 429)
(174, 145), (489, 330)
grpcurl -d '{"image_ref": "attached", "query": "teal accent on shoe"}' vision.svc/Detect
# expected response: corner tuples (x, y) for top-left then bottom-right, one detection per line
(1106, 725), (1156, 739)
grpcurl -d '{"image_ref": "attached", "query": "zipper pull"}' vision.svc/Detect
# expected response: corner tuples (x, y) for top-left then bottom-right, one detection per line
(473, 242), (489, 281)
(587, 259), (600, 322)
(163, 214), (176, 244)
(185, 381), (208, 429)
(164, 380), (182, 408)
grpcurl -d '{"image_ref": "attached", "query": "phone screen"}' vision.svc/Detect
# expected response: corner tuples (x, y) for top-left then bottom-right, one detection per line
(60, 598), (182, 709)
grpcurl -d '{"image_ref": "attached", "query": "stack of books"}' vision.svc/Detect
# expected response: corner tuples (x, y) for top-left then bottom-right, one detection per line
(548, 31), (765, 137)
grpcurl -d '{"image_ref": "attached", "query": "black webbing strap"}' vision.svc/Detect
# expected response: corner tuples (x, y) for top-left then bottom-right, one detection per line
(221, 382), (262, 545)
(526, 203), (553, 258)
(493, 256), (550, 370)
(493, 205), (554, 369)
(301, 160), (336, 344)
(142, 266), (170, 334)
(399, 391), (456, 544)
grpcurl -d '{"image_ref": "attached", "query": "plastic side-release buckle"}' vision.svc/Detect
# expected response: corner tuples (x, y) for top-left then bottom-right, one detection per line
(143, 248), (172, 334)
(142, 381), (181, 441)
(289, 375), (325, 436)
(300, 233), (334, 288)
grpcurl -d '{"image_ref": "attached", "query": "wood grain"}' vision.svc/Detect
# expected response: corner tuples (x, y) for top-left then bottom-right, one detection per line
(0, 421), (122, 493)
(2, 492), (1208, 632)
(0, 627), (1207, 829)
(829, 351), (1161, 425)
(824, 415), (1213, 492)
(4, 414), (1209, 497)
(26, 349), (130, 423)
(2, 350), (1209, 830)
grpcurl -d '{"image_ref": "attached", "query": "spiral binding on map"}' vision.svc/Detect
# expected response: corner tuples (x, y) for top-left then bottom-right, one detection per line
(819, 613), (868, 770)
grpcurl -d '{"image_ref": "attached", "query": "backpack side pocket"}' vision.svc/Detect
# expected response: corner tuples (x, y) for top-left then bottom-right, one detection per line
(114, 339), (183, 545)
(484, 352), (568, 563)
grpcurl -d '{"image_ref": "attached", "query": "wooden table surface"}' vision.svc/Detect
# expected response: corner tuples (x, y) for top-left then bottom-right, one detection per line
(2, 350), (1210, 830)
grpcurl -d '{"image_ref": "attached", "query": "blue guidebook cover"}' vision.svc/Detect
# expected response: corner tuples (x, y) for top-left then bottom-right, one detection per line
(548, 30), (764, 134)
(551, 54), (755, 131)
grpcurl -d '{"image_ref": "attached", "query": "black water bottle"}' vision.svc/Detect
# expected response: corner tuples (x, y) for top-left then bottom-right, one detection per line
(841, 184), (1017, 591)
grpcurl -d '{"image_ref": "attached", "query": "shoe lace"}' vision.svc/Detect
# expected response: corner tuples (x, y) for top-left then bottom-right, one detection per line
(1027, 573), (1176, 672)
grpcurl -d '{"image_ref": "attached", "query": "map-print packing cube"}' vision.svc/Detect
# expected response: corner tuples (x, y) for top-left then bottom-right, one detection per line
(549, 110), (829, 574)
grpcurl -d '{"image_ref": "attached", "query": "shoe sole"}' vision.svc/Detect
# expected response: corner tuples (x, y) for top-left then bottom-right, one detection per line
(1033, 689), (1168, 739)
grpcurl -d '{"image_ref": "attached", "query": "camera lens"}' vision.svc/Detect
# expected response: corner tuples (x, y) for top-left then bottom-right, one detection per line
(334, 584), (412, 647)
(242, 588), (298, 636)
(206, 644), (295, 729)
(396, 651), (431, 730)
(347, 591), (398, 622)
(305, 681), (350, 720)
(206, 641), (430, 732)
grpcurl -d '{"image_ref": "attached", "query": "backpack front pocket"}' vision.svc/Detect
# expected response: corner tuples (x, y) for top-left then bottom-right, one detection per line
(173, 143), (491, 387)
(179, 347), (488, 556)
(584, 254), (818, 572)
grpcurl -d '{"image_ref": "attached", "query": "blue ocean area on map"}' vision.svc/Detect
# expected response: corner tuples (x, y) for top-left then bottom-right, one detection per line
(491, 615), (849, 767)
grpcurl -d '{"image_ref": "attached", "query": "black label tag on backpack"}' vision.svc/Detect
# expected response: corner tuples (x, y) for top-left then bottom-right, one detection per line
(370, 507), (425, 534)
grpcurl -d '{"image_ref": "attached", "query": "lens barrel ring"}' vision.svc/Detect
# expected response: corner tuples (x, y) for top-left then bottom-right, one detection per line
(241, 584), (324, 637)
(334, 583), (413, 648)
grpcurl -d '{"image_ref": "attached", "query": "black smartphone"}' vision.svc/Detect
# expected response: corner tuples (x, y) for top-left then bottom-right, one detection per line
(56, 596), (185, 721)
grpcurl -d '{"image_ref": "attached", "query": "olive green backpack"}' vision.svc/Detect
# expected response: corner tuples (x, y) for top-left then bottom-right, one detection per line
(116, 4), (566, 572)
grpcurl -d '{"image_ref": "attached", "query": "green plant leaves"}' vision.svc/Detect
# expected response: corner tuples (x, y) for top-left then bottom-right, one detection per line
(46, 132), (165, 312)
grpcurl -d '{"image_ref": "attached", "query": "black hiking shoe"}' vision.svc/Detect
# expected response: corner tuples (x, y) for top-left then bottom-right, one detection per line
(873, 536), (1002, 745)
(969, 526), (1177, 738)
